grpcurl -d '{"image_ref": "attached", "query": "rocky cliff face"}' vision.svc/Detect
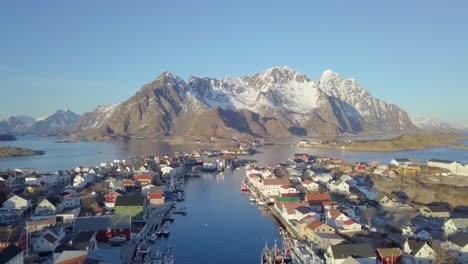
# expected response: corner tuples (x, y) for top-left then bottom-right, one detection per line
(28, 109), (80, 135)
(74, 67), (419, 139)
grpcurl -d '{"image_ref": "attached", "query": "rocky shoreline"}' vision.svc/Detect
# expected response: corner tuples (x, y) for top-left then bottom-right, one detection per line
(0, 146), (45, 157)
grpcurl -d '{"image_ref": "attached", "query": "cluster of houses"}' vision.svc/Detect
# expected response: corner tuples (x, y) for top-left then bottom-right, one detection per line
(0, 151), (216, 264)
(245, 153), (468, 264)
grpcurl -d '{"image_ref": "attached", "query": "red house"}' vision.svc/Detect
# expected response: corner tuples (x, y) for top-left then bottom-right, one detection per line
(73, 214), (131, 242)
(376, 248), (401, 264)
(133, 174), (153, 186)
(104, 190), (125, 203)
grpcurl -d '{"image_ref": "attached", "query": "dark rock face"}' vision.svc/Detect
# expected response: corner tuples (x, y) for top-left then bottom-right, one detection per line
(0, 134), (17, 141)
(75, 67), (419, 139)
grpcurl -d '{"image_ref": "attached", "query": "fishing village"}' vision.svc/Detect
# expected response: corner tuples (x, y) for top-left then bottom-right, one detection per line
(1, 137), (468, 264)
(243, 148), (468, 264)
(0, 141), (257, 264)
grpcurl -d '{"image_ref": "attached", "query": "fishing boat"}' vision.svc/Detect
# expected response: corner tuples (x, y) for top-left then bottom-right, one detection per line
(163, 247), (174, 264)
(162, 224), (170, 236)
(152, 247), (163, 264)
(108, 234), (126, 244)
(138, 242), (150, 255)
(241, 183), (248, 192)
(149, 232), (157, 241)
(155, 228), (163, 236)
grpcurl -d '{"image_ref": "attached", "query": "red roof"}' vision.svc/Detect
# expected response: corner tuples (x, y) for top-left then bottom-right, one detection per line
(344, 219), (355, 225)
(280, 193), (298, 197)
(302, 180), (313, 185)
(306, 193), (331, 202)
(133, 174), (153, 180)
(149, 193), (163, 199)
(281, 185), (291, 189)
(43, 233), (57, 244)
(249, 173), (257, 178)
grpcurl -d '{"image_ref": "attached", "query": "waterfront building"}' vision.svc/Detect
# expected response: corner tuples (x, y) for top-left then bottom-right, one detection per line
(325, 243), (375, 264)
(74, 214), (131, 242)
(114, 195), (147, 220)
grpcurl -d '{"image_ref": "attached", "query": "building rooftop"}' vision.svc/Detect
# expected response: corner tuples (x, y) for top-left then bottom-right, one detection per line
(114, 195), (146, 206)
(0, 244), (23, 264)
(74, 214), (131, 232)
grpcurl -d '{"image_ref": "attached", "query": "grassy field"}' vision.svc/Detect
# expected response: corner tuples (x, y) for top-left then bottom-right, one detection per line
(372, 172), (468, 207)
(318, 132), (468, 152)
(0, 146), (44, 157)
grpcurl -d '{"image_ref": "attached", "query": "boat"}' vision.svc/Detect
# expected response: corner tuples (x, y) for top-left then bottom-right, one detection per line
(149, 232), (157, 241)
(138, 242), (150, 255)
(152, 247), (163, 264)
(108, 235), (126, 243)
(155, 229), (163, 236)
(163, 247), (174, 264)
(162, 224), (170, 236)
(241, 183), (248, 192)
(143, 255), (152, 264)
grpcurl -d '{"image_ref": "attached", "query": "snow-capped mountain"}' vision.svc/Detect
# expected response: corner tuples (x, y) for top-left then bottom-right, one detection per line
(73, 104), (120, 132)
(28, 109), (80, 135)
(412, 116), (453, 131)
(0, 116), (32, 133)
(75, 67), (418, 139)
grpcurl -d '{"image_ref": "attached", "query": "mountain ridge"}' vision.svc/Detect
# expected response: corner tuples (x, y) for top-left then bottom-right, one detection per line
(73, 67), (419, 140)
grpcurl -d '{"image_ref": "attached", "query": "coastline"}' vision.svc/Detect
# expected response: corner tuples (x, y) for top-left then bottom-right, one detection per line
(0, 146), (45, 158)
(300, 132), (468, 152)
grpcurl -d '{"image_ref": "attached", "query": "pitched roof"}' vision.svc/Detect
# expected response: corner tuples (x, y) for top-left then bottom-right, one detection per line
(0, 244), (23, 264)
(307, 220), (324, 231)
(394, 158), (410, 162)
(114, 195), (146, 206)
(330, 243), (375, 259)
(406, 238), (427, 255)
(74, 214), (131, 232)
(449, 233), (468, 247)
(428, 159), (456, 164)
(306, 193), (331, 202)
(328, 208), (344, 220)
(448, 218), (468, 229)
(376, 247), (401, 257)
(43, 233), (58, 244)
(295, 206), (312, 215)
(55, 231), (96, 252)
(263, 178), (289, 186)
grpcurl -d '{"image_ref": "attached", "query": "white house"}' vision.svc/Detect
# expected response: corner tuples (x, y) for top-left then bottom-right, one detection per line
(402, 238), (435, 264)
(302, 180), (319, 192)
(33, 229), (64, 252)
(447, 233), (468, 264)
(73, 175), (86, 189)
(325, 243), (376, 264)
(62, 193), (80, 209)
(35, 197), (60, 215)
(3, 194), (31, 213)
(328, 180), (350, 194)
(391, 158), (412, 167)
(312, 173), (333, 184)
(260, 178), (290, 196)
(444, 218), (468, 237)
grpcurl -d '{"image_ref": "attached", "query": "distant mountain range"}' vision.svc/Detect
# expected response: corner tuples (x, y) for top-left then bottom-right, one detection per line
(73, 67), (420, 139)
(411, 116), (454, 131)
(6, 67), (458, 140)
(0, 109), (80, 135)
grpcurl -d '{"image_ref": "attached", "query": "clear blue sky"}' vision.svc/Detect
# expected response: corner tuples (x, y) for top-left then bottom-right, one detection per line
(1, 1), (467, 125)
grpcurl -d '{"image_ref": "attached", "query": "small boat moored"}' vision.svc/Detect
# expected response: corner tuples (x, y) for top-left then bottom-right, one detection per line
(108, 235), (126, 244)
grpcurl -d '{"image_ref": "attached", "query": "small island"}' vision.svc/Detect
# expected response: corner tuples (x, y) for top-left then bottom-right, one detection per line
(0, 134), (17, 141)
(0, 146), (45, 157)
(302, 132), (468, 152)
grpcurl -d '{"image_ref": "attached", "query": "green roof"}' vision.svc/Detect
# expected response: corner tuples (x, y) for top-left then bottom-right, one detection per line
(276, 196), (300, 202)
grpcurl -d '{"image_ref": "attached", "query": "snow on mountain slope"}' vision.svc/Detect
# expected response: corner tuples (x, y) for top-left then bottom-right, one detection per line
(412, 115), (453, 130)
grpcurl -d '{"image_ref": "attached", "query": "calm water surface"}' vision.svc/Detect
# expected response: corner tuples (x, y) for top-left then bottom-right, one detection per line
(1, 136), (468, 263)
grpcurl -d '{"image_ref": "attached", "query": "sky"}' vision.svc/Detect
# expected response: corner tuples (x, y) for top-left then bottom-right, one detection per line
(1, 1), (467, 126)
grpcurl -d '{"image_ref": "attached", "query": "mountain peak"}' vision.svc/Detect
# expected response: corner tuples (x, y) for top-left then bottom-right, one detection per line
(320, 69), (341, 79)
(248, 66), (309, 85)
